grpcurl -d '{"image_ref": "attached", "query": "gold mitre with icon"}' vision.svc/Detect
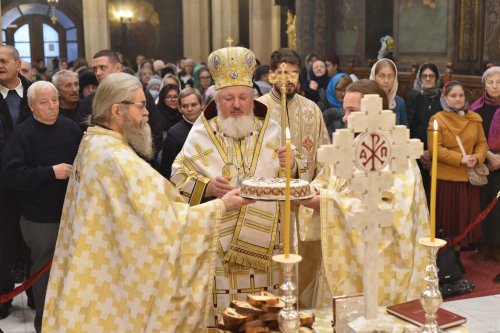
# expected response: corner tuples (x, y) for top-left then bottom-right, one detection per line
(208, 37), (256, 90)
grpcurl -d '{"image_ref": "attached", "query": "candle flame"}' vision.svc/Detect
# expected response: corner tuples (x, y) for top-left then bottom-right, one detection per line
(433, 119), (438, 131)
(286, 128), (291, 140)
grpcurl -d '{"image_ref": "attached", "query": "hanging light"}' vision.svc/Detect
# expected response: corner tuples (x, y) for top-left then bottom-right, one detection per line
(47, 0), (59, 25)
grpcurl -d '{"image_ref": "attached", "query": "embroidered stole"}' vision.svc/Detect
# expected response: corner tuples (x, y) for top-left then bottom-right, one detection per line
(184, 113), (282, 272)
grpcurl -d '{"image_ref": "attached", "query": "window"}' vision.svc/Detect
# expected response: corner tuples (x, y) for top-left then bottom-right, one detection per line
(14, 24), (31, 63)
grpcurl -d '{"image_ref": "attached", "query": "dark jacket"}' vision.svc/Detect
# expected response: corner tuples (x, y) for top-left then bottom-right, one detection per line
(0, 74), (32, 195)
(160, 118), (193, 179)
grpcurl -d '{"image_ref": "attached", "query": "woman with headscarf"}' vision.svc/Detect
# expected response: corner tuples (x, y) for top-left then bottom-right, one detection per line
(407, 63), (443, 198)
(428, 81), (488, 269)
(155, 83), (182, 139)
(192, 66), (214, 105)
(470, 66), (500, 263)
(370, 58), (408, 126)
(301, 59), (330, 106)
(322, 73), (353, 136)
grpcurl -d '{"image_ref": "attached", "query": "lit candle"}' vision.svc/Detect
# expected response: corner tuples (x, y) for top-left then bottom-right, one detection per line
(284, 128), (291, 258)
(430, 119), (438, 242)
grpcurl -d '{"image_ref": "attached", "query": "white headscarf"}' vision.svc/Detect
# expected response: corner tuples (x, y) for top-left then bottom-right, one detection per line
(369, 58), (398, 109)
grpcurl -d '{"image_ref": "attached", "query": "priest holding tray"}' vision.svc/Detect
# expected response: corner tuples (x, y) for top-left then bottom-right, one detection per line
(171, 40), (306, 329)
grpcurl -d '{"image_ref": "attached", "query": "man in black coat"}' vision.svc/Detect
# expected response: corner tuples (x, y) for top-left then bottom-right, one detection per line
(0, 45), (32, 319)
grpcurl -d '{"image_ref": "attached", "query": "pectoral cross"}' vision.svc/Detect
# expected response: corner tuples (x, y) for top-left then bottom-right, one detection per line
(268, 62), (298, 146)
(317, 94), (423, 322)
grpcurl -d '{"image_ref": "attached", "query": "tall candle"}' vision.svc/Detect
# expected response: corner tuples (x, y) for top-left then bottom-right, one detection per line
(430, 119), (438, 242)
(284, 128), (291, 258)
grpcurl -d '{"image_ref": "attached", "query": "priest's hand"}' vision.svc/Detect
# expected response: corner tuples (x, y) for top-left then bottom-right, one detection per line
(53, 163), (73, 180)
(208, 176), (235, 198)
(221, 189), (256, 211)
(294, 188), (320, 210)
(276, 147), (295, 169)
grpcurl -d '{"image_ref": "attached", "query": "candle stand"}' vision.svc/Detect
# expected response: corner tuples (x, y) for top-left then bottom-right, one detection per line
(418, 237), (447, 333)
(273, 254), (302, 333)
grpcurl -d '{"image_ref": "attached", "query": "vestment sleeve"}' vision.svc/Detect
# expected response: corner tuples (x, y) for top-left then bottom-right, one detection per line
(170, 149), (213, 206)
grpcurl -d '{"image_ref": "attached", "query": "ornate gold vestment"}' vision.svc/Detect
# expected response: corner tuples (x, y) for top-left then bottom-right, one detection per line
(171, 103), (288, 327)
(299, 161), (429, 307)
(43, 126), (224, 332)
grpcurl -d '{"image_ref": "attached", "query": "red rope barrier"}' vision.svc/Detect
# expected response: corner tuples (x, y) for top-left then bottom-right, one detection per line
(0, 259), (52, 304)
(441, 195), (499, 250)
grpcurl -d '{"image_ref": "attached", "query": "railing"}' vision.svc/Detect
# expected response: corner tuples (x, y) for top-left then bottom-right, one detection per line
(343, 60), (496, 104)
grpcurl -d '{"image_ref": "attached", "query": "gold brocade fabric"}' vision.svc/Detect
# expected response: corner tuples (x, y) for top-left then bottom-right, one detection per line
(171, 113), (285, 326)
(299, 160), (429, 307)
(43, 127), (223, 333)
(257, 91), (331, 182)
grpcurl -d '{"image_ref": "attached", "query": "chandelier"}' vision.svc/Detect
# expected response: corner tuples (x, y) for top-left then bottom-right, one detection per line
(47, 0), (59, 25)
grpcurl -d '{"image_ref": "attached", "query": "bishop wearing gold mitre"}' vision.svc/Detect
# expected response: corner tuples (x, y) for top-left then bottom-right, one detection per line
(171, 41), (305, 329)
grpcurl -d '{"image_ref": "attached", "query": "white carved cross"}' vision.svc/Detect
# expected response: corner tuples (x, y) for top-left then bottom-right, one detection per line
(317, 94), (423, 320)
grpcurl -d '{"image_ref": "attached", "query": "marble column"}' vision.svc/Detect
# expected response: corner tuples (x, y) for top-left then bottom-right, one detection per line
(249, 0), (280, 63)
(182, 0), (210, 62)
(82, 0), (110, 61)
(211, 0), (239, 50)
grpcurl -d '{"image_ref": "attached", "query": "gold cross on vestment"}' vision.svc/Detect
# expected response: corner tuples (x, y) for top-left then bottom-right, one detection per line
(265, 139), (280, 160)
(192, 144), (214, 167)
(226, 36), (234, 47)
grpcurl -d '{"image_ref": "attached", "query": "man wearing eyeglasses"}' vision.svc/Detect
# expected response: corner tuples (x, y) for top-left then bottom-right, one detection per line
(77, 49), (163, 163)
(42, 72), (253, 332)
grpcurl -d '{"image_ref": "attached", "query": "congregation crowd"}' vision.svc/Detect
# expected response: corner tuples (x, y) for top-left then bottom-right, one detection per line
(0, 42), (498, 332)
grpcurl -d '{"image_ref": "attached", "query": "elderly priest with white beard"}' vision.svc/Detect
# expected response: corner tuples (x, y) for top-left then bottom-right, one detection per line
(171, 43), (305, 329)
(42, 72), (253, 333)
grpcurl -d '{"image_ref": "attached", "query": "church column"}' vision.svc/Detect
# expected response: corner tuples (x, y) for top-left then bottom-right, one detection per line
(211, 0), (239, 49)
(82, 0), (110, 61)
(249, 0), (280, 63)
(182, 0), (210, 62)
(0, 1), (3, 44)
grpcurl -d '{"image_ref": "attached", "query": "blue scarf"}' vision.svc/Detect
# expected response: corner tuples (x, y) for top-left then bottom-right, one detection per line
(326, 73), (348, 108)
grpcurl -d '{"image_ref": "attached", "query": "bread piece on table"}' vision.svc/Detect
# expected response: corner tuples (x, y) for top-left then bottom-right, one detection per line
(239, 319), (268, 333)
(230, 300), (263, 316)
(259, 311), (278, 322)
(247, 291), (280, 307)
(222, 307), (249, 330)
(261, 300), (285, 313)
(298, 311), (315, 327)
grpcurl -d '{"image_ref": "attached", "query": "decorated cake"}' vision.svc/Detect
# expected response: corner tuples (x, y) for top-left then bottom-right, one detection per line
(240, 177), (312, 200)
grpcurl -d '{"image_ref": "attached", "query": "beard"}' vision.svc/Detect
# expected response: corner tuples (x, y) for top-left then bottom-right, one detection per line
(122, 114), (154, 160)
(218, 111), (255, 139)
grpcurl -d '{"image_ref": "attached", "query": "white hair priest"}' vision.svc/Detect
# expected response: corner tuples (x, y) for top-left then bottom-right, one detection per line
(42, 72), (252, 332)
(171, 42), (304, 329)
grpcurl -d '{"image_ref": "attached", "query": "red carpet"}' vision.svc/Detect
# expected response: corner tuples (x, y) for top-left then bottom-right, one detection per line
(444, 250), (500, 302)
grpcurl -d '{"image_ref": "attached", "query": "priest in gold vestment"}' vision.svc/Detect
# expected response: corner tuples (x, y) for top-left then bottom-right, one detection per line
(171, 45), (300, 329)
(257, 48), (330, 307)
(298, 80), (428, 307)
(42, 73), (252, 332)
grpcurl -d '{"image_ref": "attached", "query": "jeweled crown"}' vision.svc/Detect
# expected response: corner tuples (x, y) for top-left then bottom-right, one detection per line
(207, 37), (256, 90)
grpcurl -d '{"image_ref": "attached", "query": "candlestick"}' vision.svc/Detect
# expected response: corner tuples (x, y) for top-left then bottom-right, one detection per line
(430, 120), (438, 242)
(285, 128), (291, 258)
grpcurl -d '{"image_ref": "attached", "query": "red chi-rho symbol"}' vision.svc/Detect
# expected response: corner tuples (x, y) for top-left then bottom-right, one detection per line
(354, 131), (392, 172)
